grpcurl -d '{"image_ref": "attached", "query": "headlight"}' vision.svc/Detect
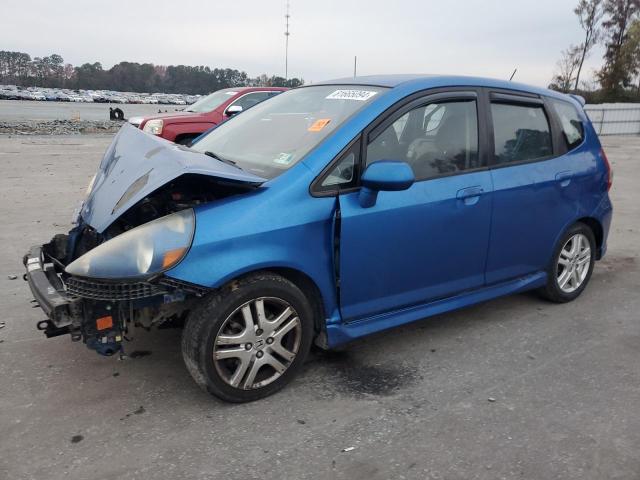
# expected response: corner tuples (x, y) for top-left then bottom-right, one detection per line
(143, 119), (163, 135)
(65, 209), (195, 279)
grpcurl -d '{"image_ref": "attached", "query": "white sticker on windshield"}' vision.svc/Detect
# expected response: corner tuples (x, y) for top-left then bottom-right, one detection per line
(274, 152), (294, 165)
(226, 91), (238, 95)
(326, 90), (378, 101)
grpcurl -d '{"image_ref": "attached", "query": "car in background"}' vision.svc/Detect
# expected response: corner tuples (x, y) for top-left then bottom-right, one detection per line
(129, 87), (286, 145)
(0, 84), (205, 105)
(0, 89), (20, 100)
(30, 91), (47, 101)
(18, 91), (36, 100)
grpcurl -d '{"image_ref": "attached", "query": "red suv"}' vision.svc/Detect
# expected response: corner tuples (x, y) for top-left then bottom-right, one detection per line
(128, 87), (286, 144)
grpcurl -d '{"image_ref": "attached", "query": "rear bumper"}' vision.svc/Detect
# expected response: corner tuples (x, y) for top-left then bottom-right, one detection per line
(593, 193), (613, 260)
(23, 245), (75, 328)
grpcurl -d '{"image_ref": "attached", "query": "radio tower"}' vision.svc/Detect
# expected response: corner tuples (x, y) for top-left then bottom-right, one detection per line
(284, 0), (291, 80)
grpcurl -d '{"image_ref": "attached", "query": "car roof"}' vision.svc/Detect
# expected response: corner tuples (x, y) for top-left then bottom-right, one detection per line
(227, 86), (288, 92)
(315, 74), (571, 101)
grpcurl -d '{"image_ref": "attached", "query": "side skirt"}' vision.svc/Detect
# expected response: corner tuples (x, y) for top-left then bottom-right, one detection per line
(326, 271), (547, 347)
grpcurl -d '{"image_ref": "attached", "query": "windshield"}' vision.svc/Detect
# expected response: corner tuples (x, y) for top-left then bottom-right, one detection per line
(185, 89), (238, 113)
(191, 85), (387, 179)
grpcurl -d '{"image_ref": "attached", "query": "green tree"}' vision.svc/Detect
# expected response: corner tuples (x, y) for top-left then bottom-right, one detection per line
(74, 62), (106, 90)
(598, 0), (640, 93)
(619, 19), (640, 88)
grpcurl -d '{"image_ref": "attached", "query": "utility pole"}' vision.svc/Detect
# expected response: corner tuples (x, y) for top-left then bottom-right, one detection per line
(284, 0), (290, 80)
(354, 56), (357, 78)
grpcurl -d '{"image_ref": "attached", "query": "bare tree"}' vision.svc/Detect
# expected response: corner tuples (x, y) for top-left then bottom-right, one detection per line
(551, 46), (583, 92)
(574, 0), (604, 90)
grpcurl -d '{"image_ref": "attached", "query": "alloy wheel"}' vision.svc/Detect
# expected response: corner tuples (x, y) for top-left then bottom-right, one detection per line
(556, 233), (591, 294)
(213, 297), (302, 390)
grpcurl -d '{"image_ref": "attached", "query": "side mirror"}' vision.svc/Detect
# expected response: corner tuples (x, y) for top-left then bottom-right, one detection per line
(359, 160), (414, 208)
(226, 105), (243, 116)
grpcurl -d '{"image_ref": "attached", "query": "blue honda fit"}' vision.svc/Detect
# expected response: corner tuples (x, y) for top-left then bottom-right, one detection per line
(25, 75), (613, 402)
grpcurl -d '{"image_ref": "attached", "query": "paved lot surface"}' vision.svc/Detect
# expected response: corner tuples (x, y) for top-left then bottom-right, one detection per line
(0, 134), (638, 480)
(0, 100), (183, 122)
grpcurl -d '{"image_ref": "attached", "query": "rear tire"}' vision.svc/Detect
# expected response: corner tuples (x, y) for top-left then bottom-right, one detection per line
(539, 222), (596, 303)
(181, 272), (314, 402)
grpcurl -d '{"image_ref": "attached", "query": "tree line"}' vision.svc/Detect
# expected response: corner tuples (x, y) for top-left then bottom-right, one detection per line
(0, 51), (304, 93)
(551, 0), (640, 102)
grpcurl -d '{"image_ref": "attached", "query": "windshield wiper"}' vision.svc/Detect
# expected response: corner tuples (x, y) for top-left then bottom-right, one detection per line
(203, 151), (243, 170)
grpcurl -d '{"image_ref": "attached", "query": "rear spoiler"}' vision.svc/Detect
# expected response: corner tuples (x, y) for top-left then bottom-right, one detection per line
(569, 94), (586, 107)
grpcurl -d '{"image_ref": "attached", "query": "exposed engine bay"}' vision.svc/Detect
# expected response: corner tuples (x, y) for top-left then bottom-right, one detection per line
(68, 174), (256, 262)
(33, 174), (255, 356)
(25, 125), (267, 357)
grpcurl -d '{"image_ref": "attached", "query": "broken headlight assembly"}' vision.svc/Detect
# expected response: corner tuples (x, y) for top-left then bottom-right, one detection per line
(65, 209), (195, 279)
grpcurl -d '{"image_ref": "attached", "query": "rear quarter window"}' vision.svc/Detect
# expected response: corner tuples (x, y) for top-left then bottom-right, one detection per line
(550, 99), (585, 150)
(491, 103), (552, 165)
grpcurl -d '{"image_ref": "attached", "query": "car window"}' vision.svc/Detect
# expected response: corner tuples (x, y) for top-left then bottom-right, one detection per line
(230, 92), (273, 111)
(321, 151), (356, 187)
(185, 89), (238, 113)
(550, 99), (584, 150)
(366, 100), (479, 180)
(491, 103), (552, 164)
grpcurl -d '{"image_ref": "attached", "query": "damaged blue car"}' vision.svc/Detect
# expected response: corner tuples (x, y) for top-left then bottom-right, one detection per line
(24, 75), (613, 402)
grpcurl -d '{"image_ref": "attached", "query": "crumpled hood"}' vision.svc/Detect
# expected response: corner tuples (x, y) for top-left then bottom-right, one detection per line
(81, 123), (266, 233)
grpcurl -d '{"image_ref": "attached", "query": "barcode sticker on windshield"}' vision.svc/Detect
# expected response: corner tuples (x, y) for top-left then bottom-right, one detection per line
(326, 90), (378, 101)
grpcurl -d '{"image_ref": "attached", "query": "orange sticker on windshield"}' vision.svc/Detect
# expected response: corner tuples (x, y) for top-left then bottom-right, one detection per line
(308, 118), (331, 132)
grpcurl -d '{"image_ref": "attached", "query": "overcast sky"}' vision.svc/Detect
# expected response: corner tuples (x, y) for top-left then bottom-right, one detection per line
(1, 0), (604, 88)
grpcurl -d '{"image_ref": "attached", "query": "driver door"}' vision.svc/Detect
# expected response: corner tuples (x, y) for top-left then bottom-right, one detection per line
(334, 91), (494, 321)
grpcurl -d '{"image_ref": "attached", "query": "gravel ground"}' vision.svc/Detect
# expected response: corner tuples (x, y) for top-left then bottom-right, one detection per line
(0, 99), (186, 135)
(0, 119), (123, 135)
(0, 134), (638, 480)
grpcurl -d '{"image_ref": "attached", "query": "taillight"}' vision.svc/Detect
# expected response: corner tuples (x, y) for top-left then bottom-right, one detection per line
(601, 148), (613, 191)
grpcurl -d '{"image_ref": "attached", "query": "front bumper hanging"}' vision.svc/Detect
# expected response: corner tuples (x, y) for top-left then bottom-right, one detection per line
(23, 246), (77, 334)
(23, 242), (206, 355)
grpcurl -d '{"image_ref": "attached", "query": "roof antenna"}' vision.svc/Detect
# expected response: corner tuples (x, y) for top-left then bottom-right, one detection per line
(509, 68), (517, 81)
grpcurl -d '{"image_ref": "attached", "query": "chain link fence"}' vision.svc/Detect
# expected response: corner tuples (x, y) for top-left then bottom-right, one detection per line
(584, 104), (640, 136)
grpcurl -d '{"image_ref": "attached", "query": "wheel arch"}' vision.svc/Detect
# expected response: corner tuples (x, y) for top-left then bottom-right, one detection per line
(576, 216), (604, 259)
(229, 266), (328, 345)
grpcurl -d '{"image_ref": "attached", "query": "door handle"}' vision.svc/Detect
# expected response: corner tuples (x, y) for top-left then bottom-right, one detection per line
(456, 186), (484, 205)
(555, 171), (573, 187)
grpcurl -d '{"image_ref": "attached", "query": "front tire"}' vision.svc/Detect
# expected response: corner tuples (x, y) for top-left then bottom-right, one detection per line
(181, 272), (314, 402)
(539, 222), (596, 303)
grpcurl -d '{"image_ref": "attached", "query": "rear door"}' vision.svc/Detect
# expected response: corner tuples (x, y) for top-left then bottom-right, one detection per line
(325, 90), (494, 321)
(484, 90), (581, 284)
